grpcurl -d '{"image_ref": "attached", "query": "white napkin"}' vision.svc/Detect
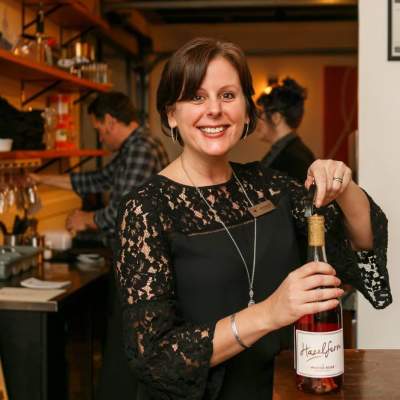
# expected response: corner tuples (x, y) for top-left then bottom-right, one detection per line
(20, 277), (71, 290)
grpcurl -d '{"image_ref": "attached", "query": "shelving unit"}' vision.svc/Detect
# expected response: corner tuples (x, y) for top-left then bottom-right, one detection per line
(0, 149), (109, 173)
(0, 0), (138, 166)
(0, 48), (112, 93)
(23, 0), (139, 56)
(0, 158), (41, 170)
(0, 149), (108, 160)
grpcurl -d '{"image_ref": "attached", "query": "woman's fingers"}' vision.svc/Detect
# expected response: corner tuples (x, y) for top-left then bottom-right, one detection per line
(294, 261), (336, 279)
(307, 159), (353, 208)
(331, 161), (350, 193)
(301, 298), (341, 315)
(302, 273), (341, 291)
(302, 287), (344, 304)
(304, 173), (315, 190)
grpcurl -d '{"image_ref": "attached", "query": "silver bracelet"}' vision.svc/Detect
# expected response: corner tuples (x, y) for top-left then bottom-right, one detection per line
(230, 313), (250, 350)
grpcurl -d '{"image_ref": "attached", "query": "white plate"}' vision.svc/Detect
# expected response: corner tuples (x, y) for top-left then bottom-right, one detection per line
(21, 277), (71, 290)
(77, 254), (104, 264)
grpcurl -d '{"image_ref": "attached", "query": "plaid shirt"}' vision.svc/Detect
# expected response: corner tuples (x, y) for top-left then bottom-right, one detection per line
(70, 127), (169, 237)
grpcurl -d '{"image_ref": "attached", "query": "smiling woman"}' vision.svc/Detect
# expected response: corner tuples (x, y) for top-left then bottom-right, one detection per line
(157, 37), (258, 148)
(167, 57), (248, 161)
(115, 37), (390, 400)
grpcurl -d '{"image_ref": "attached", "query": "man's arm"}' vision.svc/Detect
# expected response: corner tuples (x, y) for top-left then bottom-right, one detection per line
(66, 210), (97, 232)
(30, 173), (72, 190)
(30, 157), (116, 195)
(70, 162), (114, 195)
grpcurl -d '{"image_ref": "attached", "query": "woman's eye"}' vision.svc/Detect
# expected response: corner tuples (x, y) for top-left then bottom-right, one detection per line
(191, 95), (204, 103)
(222, 92), (235, 100)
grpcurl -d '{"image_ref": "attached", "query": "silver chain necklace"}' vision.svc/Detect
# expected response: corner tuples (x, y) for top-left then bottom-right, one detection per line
(180, 157), (257, 307)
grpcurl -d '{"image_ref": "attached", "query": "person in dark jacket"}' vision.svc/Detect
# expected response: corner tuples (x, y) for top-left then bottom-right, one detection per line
(257, 78), (315, 182)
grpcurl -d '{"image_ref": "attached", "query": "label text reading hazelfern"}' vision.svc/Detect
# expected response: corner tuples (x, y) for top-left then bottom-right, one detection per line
(296, 329), (344, 378)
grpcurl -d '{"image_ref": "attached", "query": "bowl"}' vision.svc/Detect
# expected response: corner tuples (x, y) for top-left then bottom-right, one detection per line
(0, 138), (13, 152)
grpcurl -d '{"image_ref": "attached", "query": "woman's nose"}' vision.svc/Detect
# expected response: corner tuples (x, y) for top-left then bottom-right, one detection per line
(206, 98), (222, 117)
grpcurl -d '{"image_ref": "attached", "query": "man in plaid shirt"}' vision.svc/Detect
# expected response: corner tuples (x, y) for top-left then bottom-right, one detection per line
(31, 91), (169, 399)
(31, 91), (169, 239)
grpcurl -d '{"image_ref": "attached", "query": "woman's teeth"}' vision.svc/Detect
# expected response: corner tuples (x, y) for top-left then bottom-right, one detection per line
(200, 126), (225, 134)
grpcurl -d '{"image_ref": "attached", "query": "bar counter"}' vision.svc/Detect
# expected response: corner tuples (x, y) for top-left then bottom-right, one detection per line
(0, 260), (109, 400)
(273, 349), (400, 399)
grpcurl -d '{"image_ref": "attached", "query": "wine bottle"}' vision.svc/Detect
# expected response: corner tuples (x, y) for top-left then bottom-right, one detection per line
(34, 7), (46, 64)
(294, 214), (344, 394)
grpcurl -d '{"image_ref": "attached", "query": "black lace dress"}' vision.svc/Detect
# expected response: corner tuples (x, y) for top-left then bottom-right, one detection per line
(115, 162), (391, 400)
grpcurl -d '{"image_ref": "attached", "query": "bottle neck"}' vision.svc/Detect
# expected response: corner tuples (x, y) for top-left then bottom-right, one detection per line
(307, 245), (328, 263)
(36, 10), (44, 35)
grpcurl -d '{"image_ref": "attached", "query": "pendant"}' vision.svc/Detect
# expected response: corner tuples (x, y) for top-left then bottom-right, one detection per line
(248, 289), (255, 307)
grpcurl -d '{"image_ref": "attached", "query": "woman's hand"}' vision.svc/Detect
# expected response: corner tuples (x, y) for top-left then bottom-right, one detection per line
(262, 262), (343, 331)
(305, 159), (352, 208)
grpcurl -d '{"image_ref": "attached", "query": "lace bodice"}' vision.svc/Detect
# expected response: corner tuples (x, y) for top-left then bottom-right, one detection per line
(115, 162), (390, 400)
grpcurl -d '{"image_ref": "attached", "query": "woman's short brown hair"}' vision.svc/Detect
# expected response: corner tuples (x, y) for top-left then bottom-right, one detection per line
(156, 37), (258, 144)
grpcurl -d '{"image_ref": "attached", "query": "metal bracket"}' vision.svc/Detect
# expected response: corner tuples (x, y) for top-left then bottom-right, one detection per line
(73, 90), (95, 105)
(33, 158), (59, 173)
(34, 155), (101, 174)
(21, 80), (62, 107)
(61, 27), (96, 48)
(63, 156), (96, 174)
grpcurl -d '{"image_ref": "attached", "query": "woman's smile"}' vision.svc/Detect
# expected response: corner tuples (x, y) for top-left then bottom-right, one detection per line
(198, 124), (231, 138)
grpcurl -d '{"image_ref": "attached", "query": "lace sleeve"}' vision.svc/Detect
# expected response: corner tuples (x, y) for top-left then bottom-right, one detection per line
(264, 168), (392, 310)
(115, 189), (216, 399)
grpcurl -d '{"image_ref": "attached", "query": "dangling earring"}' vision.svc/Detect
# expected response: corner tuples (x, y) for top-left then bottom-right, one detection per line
(242, 123), (249, 140)
(170, 126), (177, 143)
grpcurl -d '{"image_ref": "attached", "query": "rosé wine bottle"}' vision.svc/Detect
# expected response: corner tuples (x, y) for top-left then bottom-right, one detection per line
(295, 214), (344, 394)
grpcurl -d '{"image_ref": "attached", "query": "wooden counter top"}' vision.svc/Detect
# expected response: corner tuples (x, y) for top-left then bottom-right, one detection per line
(273, 350), (400, 399)
(0, 261), (108, 312)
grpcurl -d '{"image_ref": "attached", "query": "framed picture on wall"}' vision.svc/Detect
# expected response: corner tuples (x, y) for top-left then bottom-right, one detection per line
(389, 0), (400, 60)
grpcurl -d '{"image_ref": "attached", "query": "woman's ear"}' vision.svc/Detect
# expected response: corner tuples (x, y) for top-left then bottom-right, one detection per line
(167, 106), (177, 129)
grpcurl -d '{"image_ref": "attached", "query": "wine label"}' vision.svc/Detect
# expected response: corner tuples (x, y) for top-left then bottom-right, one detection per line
(295, 329), (344, 378)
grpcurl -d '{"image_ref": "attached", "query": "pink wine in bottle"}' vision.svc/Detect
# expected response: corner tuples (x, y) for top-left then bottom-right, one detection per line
(295, 214), (344, 394)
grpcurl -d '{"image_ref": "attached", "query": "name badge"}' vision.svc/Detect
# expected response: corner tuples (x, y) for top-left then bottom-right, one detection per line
(248, 200), (276, 218)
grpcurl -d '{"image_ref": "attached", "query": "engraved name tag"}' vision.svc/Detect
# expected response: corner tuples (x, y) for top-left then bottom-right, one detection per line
(248, 200), (276, 218)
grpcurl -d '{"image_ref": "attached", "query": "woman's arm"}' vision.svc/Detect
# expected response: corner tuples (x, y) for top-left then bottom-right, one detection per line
(335, 181), (372, 250)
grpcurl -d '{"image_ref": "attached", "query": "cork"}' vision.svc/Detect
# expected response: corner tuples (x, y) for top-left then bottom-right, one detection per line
(308, 215), (325, 247)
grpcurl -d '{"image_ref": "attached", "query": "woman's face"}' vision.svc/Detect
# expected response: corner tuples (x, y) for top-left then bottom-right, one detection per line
(167, 56), (248, 158)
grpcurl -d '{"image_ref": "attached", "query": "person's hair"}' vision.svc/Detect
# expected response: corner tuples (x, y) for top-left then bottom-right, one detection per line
(87, 91), (137, 125)
(156, 37), (258, 144)
(257, 78), (307, 129)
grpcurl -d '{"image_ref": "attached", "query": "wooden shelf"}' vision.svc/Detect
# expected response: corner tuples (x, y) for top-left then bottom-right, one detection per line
(24, 0), (138, 56)
(0, 48), (112, 93)
(0, 149), (108, 160)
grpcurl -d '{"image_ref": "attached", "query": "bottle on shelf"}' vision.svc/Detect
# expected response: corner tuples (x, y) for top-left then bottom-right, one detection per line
(12, 5), (54, 66)
(34, 6), (46, 64)
(48, 94), (76, 150)
(294, 214), (344, 394)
